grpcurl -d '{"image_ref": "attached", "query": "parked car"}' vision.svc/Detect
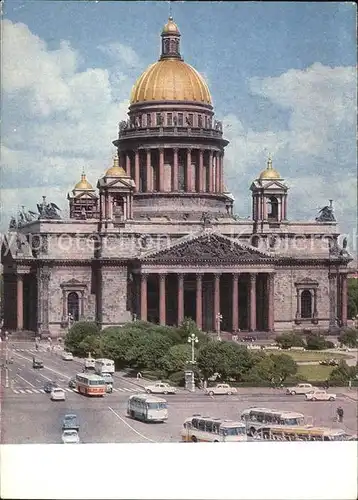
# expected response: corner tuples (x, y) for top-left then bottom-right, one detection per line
(61, 429), (80, 444)
(68, 377), (77, 389)
(62, 352), (73, 361)
(243, 336), (256, 342)
(62, 414), (80, 431)
(51, 388), (66, 401)
(305, 390), (336, 401)
(286, 383), (317, 395)
(44, 381), (58, 393)
(205, 384), (237, 396)
(145, 382), (177, 395)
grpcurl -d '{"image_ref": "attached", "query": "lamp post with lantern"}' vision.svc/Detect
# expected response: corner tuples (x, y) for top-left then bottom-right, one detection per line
(216, 312), (223, 341)
(185, 333), (198, 392)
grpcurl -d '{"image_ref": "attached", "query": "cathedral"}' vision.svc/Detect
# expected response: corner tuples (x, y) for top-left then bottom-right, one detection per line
(1, 17), (351, 338)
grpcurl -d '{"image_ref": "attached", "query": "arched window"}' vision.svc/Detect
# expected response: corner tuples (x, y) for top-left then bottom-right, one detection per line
(301, 290), (312, 318)
(67, 292), (79, 321)
(268, 196), (279, 220)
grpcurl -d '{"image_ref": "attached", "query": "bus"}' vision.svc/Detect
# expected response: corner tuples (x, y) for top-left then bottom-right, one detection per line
(95, 358), (115, 375)
(127, 394), (168, 422)
(75, 373), (107, 396)
(181, 415), (247, 443)
(254, 425), (354, 441)
(240, 407), (306, 436)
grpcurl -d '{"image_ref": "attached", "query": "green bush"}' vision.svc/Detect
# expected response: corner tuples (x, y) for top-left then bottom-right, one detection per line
(305, 334), (328, 350)
(168, 371), (186, 387)
(275, 333), (306, 349)
(64, 321), (100, 356)
(339, 328), (358, 348)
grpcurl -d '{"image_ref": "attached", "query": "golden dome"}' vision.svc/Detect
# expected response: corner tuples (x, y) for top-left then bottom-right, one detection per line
(130, 59), (212, 104)
(259, 157), (281, 180)
(162, 16), (180, 35)
(105, 156), (127, 177)
(74, 172), (93, 190)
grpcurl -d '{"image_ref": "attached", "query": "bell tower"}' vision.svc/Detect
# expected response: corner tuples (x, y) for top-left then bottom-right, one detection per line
(97, 155), (135, 229)
(250, 156), (288, 225)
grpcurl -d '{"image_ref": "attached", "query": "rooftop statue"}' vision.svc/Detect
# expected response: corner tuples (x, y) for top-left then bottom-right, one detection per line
(37, 196), (61, 220)
(316, 200), (336, 222)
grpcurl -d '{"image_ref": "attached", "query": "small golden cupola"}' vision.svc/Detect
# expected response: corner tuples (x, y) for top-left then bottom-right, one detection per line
(68, 169), (98, 220)
(74, 171), (94, 191)
(105, 155), (128, 177)
(259, 156), (281, 180)
(162, 16), (180, 36)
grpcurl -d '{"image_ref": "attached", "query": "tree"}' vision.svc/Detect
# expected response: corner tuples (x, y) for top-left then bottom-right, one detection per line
(101, 327), (143, 370)
(329, 360), (356, 384)
(78, 335), (102, 358)
(245, 356), (276, 384)
(64, 321), (100, 355)
(275, 333), (306, 350)
(305, 334), (327, 350)
(270, 354), (298, 383)
(176, 317), (209, 344)
(197, 341), (253, 381)
(339, 328), (358, 348)
(347, 278), (358, 319)
(125, 332), (173, 371)
(160, 344), (194, 374)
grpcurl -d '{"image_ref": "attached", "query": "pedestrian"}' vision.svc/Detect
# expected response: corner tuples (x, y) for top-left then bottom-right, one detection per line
(336, 406), (344, 423)
(137, 372), (142, 380)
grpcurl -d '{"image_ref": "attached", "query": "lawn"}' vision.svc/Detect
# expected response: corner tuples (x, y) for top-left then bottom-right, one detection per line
(269, 350), (350, 362)
(296, 364), (334, 382)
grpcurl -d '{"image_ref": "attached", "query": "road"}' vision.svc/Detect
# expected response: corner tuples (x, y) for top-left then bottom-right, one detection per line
(1, 342), (357, 444)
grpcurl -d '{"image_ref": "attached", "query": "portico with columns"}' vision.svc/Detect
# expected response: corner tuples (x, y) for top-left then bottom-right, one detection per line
(132, 232), (276, 332)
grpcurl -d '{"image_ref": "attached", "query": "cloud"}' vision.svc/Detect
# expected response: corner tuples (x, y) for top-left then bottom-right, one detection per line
(1, 19), (139, 228)
(98, 42), (141, 68)
(223, 63), (357, 235)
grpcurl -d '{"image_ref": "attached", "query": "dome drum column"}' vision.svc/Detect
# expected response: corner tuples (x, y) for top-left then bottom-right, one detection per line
(134, 151), (140, 192)
(159, 148), (164, 191)
(198, 149), (204, 192)
(173, 148), (179, 191)
(208, 151), (213, 193)
(146, 149), (152, 192)
(125, 153), (131, 176)
(186, 148), (192, 192)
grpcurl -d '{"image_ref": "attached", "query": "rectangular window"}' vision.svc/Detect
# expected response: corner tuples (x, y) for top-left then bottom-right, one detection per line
(147, 113), (152, 127)
(156, 113), (161, 126)
(178, 113), (183, 126)
(167, 113), (173, 126)
(198, 115), (203, 128)
(187, 113), (193, 126)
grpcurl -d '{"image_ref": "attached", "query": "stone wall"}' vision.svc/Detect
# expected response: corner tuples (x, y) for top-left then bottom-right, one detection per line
(274, 266), (331, 331)
(100, 265), (132, 325)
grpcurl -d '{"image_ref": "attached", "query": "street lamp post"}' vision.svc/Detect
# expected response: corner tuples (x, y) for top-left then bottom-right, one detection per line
(5, 331), (9, 388)
(216, 312), (223, 341)
(188, 333), (199, 364)
(186, 333), (198, 392)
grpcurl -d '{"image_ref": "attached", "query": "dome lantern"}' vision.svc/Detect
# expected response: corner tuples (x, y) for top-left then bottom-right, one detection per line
(160, 16), (182, 60)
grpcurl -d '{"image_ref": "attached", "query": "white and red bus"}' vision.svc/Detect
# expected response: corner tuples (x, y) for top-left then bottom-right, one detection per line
(75, 373), (106, 396)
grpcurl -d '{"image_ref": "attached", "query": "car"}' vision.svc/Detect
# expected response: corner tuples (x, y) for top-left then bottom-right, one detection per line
(61, 429), (80, 444)
(32, 358), (44, 369)
(243, 336), (256, 342)
(145, 382), (177, 395)
(51, 388), (66, 401)
(62, 414), (80, 431)
(106, 383), (113, 393)
(62, 352), (73, 361)
(205, 384), (237, 396)
(305, 390), (336, 401)
(68, 377), (76, 389)
(286, 383), (317, 395)
(83, 358), (96, 370)
(44, 381), (58, 393)
(101, 373), (114, 384)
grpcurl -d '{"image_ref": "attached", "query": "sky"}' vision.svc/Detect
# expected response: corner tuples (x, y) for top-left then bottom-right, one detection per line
(1, 0), (357, 246)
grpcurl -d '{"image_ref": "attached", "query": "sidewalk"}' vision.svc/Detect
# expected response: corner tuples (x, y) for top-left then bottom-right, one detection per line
(336, 387), (358, 402)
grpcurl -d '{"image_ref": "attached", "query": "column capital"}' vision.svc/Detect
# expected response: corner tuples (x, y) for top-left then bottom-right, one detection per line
(159, 273), (167, 281)
(196, 273), (203, 281)
(173, 147), (179, 153)
(214, 272), (221, 278)
(177, 272), (185, 279)
(140, 273), (148, 281)
(250, 273), (257, 283)
(187, 147), (192, 153)
(159, 147), (164, 154)
(232, 273), (239, 282)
